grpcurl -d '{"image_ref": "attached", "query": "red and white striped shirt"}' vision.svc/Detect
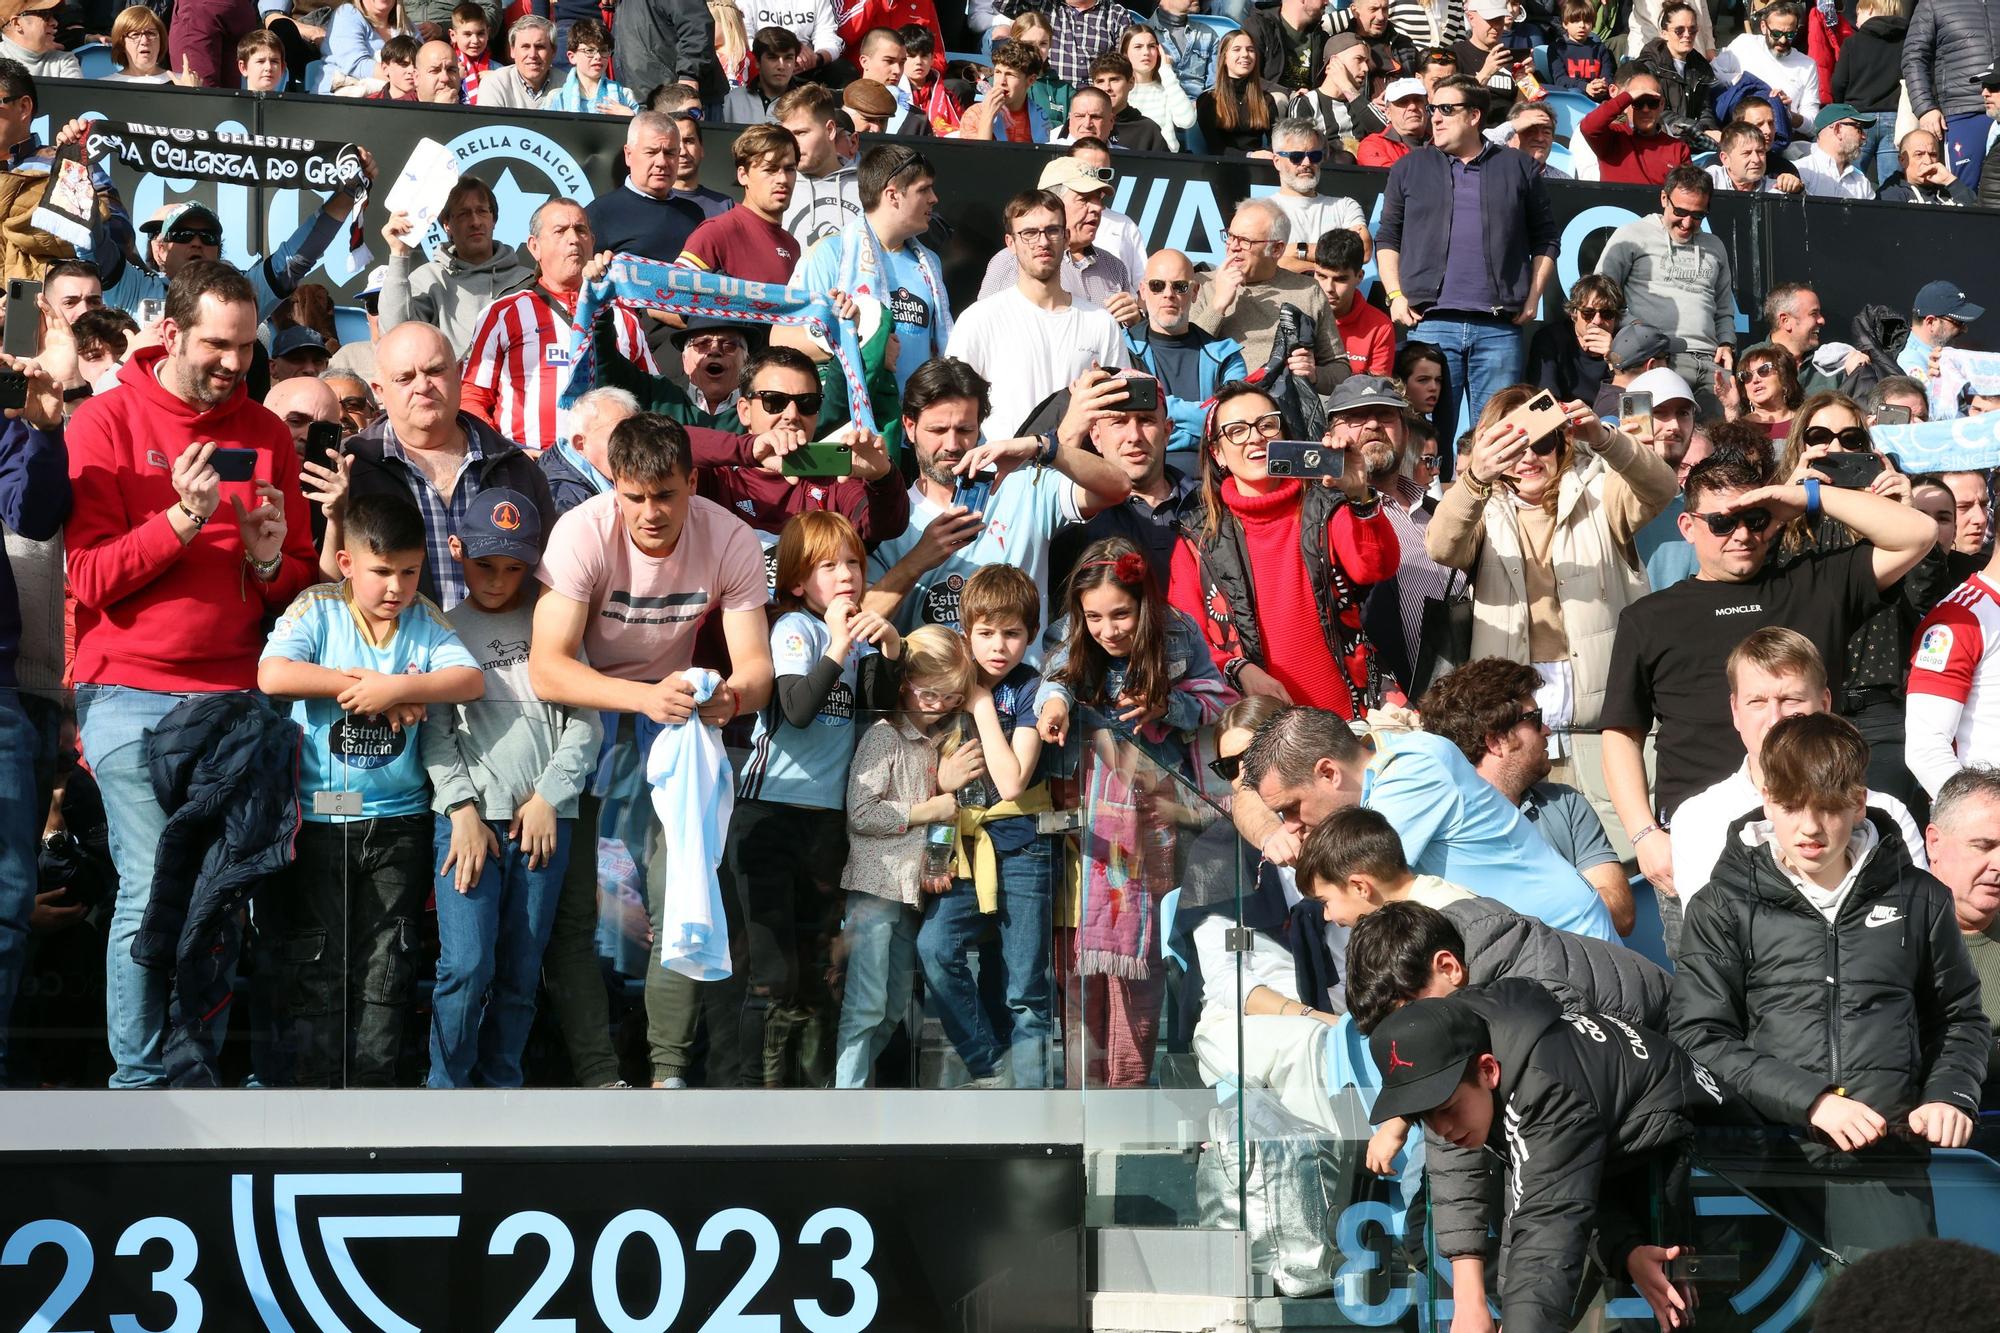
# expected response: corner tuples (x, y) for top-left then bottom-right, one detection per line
(461, 285), (656, 455)
(1907, 573), (2000, 796)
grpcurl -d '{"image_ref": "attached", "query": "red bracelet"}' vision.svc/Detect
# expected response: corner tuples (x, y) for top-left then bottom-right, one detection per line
(723, 684), (740, 723)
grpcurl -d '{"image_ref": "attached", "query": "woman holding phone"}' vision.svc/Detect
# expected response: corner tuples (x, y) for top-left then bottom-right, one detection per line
(1424, 384), (1677, 877)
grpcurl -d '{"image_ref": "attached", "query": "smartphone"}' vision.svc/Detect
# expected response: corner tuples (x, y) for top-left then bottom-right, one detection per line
(209, 447), (260, 483)
(303, 420), (344, 473)
(1873, 404), (1913, 426)
(1265, 439), (1345, 479)
(954, 468), (999, 516)
(1618, 390), (1655, 437)
(780, 442), (853, 478)
(136, 298), (164, 329)
(1817, 450), (1885, 491)
(2, 279), (40, 360)
(0, 368), (24, 413)
(1120, 375), (1160, 414)
(1500, 389), (1571, 449)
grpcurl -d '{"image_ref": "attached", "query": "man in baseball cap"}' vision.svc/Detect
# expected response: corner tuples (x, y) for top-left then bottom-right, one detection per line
(1797, 104), (1878, 200)
(1898, 280), (1985, 379)
(1359, 78), (1430, 166)
(269, 325), (331, 382)
(1369, 981), (1731, 1333)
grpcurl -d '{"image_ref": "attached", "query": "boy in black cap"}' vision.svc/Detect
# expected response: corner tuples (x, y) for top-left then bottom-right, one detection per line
(1370, 980), (1732, 1332)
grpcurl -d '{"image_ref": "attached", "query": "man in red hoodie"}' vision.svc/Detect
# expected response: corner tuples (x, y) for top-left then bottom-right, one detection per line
(1579, 63), (1692, 185)
(64, 262), (317, 1089)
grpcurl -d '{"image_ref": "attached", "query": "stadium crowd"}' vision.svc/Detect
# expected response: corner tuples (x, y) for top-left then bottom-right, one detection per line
(1, 0), (2000, 1319)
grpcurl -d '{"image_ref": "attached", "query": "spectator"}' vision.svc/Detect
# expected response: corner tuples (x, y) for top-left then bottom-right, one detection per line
(1087, 55), (1172, 153)
(1527, 273), (1624, 407)
(411, 37), (461, 100)
(863, 359), (1130, 654)
(462, 200), (656, 457)
(1901, 0), (1998, 192)
(1911, 474), (1961, 556)
(1796, 102), (1878, 199)
(320, 0), (409, 93)
(380, 180), (532, 360)
(1707, 118), (1800, 193)
(1454, 0), (1522, 100)
(1121, 249), (1247, 475)
(1924, 770), (2000, 1090)
(1830, 0), (1907, 184)
(1674, 628), (1923, 916)
(1416, 44), (1461, 92)
(1907, 527), (2000, 797)
(529, 413), (773, 1088)
(1044, 0), (1139, 85)
(0, 0), (78, 80)
(721, 25), (799, 124)
(775, 85), (862, 248)
(1007, 13), (1076, 127)
(541, 385), (634, 511)
(734, 0), (841, 73)
(264, 373), (341, 471)
(978, 159), (1134, 310)
(677, 123), (802, 285)
(667, 111), (734, 220)
(354, 33), (420, 98)
(1067, 138), (1146, 281)
(1151, 0), (1217, 101)
(1377, 77), (1560, 442)
(1897, 279), (1983, 379)
(71, 306), (136, 393)
(547, 17), (639, 113)
(103, 5), (186, 83)
(1193, 198), (1347, 395)
(1392, 0), (1467, 51)
(1545, 0), (1613, 97)
(269, 326), (330, 382)
(235, 29), (286, 91)
(1266, 118), (1371, 273)
(1597, 165), (1737, 399)
(583, 112), (703, 263)
(1977, 64), (2000, 208)
(958, 38), (1051, 143)
(1427, 385), (1676, 852)
(1623, 367), (1705, 585)
(1197, 29), (1285, 157)
(1878, 128), (1978, 206)
(1580, 61), (1693, 185)
(1241, 703), (1617, 938)
(1495, 99), (1569, 179)
(1065, 372), (1201, 589)
(66, 262), (317, 1088)
(1600, 449), (1934, 898)
(1169, 381), (1397, 716)
(475, 14), (558, 107)
(598, 318), (746, 433)
(0, 64), (77, 287)
(1248, 0), (1329, 94)
(1716, 341), (1802, 440)
(1641, 1), (1721, 134)
(1313, 230), (1393, 376)
(325, 370), (380, 437)
(1712, 0), (1820, 134)
(1629, 0), (1714, 62)
(1121, 24), (1195, 151)
(1289, 32), (1383, 148)
(1418, 658), (1636, 934)
(1940, 469), (1988, 555)
(449, 1), (492, 98)
(852, 28), (929, 136)
(842, 77), (898, 135)
(1397, 340), (1448, 433)
(1356, 76), (1430, 166)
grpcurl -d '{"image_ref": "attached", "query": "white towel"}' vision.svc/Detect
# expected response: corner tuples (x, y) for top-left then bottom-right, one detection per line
(646, 669), (735, 980)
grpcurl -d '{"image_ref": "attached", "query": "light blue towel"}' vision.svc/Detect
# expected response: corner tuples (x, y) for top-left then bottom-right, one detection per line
(646, 670), (735, 981)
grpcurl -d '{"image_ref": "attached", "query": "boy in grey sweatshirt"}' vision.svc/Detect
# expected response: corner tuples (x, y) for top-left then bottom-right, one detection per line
(421, 488), (602, 1088)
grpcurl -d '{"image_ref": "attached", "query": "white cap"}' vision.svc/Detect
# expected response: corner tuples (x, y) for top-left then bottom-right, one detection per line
(1467, 0), (1514, 18)
(1384, 77), (1426, 103)
(1626, 367), (1696, 407)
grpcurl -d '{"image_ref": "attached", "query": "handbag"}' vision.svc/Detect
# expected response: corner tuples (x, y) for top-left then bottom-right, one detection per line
(1408, 566), (1472, 701)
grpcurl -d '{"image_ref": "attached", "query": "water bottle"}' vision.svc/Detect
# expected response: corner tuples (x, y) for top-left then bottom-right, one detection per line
(922, 822), (955, 894)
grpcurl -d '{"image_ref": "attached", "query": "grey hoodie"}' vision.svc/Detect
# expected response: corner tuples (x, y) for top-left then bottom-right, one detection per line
(381, 240), (536, 358)
(1593, 213), (1739, 359)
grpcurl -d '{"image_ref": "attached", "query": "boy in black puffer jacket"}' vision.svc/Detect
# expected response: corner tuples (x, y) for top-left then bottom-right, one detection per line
(1671, 712), (1989, 1256)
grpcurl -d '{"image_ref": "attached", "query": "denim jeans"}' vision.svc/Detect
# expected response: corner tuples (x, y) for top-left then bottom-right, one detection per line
(0, 688), (40, 1081)
(264, 815), (431, 1087)
(429, 814), (573, 1089)
(541, 790), (619, 1086)
(1419, 312), (1526, 449)
(916, 836), (1054, 1088)
(76, 683), (189, 1088)
(833, 890), (920, 1088)
(1858, 120), (1898, 187)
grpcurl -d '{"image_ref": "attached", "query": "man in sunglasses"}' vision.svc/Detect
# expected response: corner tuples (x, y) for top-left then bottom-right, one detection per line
(1595, 164), (1738, 401)
(1796, 102), (1879, 199)
(1601, 449), (1937, 904)
(1712, 0), (1820, 133)
(1578, 63), (1691, 186)
(1122, 249), (1246, 476)
(1266, 118), (1370, 275)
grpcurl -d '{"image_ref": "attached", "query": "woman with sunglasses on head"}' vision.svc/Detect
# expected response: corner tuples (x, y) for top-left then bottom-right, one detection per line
(1426, 383), (1679, 846)
(1716, 342), (1803, 443)
(1579, 61), (1694, 186)
(1168, 381), (1401, 718)
(1120, 25), (1196, 153)
(1528, 275), (1626, 409)
(1198, 30), (1286, 158)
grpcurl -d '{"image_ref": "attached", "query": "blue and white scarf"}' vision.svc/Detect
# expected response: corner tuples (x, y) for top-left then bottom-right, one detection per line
(827, 216), (954, 359)
(1874, 413), (2000, 473)
(564, 255), (876, 431)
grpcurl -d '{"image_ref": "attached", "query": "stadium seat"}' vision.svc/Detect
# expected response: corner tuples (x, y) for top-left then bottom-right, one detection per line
(1531, 43), (1551, 81)
(1541, 89), (1596, 141)
(1546, 139), (1574, 175)
(333, 305), (371, 347)
(302, 58), (325, 95)
(75, 42), (116, 80)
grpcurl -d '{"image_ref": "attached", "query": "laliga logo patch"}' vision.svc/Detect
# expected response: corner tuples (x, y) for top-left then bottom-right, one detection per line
(490, 501), (521, 531)
(438, 127), (595, 254)
(1914, 624), (1954, 673)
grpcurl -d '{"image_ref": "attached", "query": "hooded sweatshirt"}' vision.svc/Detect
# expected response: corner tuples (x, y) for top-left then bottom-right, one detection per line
(1593, 213), (1736, 358)
(65, 347), (318, 692)
(381, 240), (535, 359)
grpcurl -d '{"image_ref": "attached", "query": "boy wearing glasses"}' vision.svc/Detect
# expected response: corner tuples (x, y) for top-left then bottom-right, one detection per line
(1600, 451), (1937, 937)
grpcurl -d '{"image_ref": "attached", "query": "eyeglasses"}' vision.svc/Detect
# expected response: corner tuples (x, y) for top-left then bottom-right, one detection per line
(912, 686), (965, 709)
(339, 396), (374, 414)
(1217, 411), (1284, 445)
(1629, 95), (1663, 110)
(685, 334), (742, 354)
(1208, 753), (1244, 783)
(1145, 278), (1193, 295)
(1419, 453), (1439, 467)
(1574, 305), (1620, 324)
(750, 388), (824, 417)
(1513, 707), (1545, 732)
(1223, 231), (1276, 250)
(1692, 506), (1773, 536)
(1664, 201), (1706, 225)
(570, 44), (606, 57)
(1013, 224), (1068, 244)
(1427, 101), (1470, 117)
(1276, 149), (1325, 166)
(1803, 425), (1871, 449)
(166, 228), (221, 246)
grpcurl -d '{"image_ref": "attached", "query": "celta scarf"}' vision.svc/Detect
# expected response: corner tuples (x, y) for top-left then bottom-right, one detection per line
(1874, 413), (2000, 473)
(828, 215), (953, 360)
(86, 122), (366, 192)
(564, 255), (877, 433)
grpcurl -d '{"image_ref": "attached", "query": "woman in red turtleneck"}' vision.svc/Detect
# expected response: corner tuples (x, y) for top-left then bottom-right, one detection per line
(1168, 383), (1401, 718)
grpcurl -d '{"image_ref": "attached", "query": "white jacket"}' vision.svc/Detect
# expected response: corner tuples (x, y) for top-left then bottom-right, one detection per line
(648, 669), (735, 981)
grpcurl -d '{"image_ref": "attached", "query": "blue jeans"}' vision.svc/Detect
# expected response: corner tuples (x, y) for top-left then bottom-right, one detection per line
(1420, 312), (1526, 449)
(76, 683), (188, 1089)
(1859, 120), (1898, 187)
(429, 814), (573, 1089)
(0, 688), (40, 1081)
(833, 890), (919, 1088)
(1945, 111), (1992, 193)
(916, 836), (1054, 1088)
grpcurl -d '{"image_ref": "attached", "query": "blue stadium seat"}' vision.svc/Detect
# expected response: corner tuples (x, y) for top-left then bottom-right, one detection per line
(1541, 89), (1596, 141)
(75, 42), (117, 80)
(1188, 13), (1242, 37)
(301, 58), (325, 94)
(1531, 43), (1550, 81)
(1546, 139), (1574, 175)
(333, 305), (370, 347)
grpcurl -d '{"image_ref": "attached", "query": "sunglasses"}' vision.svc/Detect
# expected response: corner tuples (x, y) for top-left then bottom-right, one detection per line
(1692, 506), (1773, 536)
(1277, 149), (1325, 166)
(1427, 101), (1470, 117)
(1740, 362), (1779, 380)
(1208, 753), (1243, 783)
(1145, 278), (1193, 295)
(685, 334), (743, 354)
(339, 395), (374, 413)
(1803, 425), (1871, 449)
(1665, 23), (1698, 33)
(1419, 453), (1439, 467)
(1217, 411), (1284, 445)
(1629, 95), (1663, 110)
(166, 228), (221, 246)
(1070, 163), (1116, 183)
(1526, 435), (1560, 456)
(1574, 305), (1620, 324)
(1765, 27), (1796, 43)
(1513, 707), (1545, 731)
(751, 388), (824, 417)
(1665, 202), (1706, 225)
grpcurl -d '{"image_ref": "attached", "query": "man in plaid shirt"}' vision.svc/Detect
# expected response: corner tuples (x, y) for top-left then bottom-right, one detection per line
(1047, 0), (1141, 84)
